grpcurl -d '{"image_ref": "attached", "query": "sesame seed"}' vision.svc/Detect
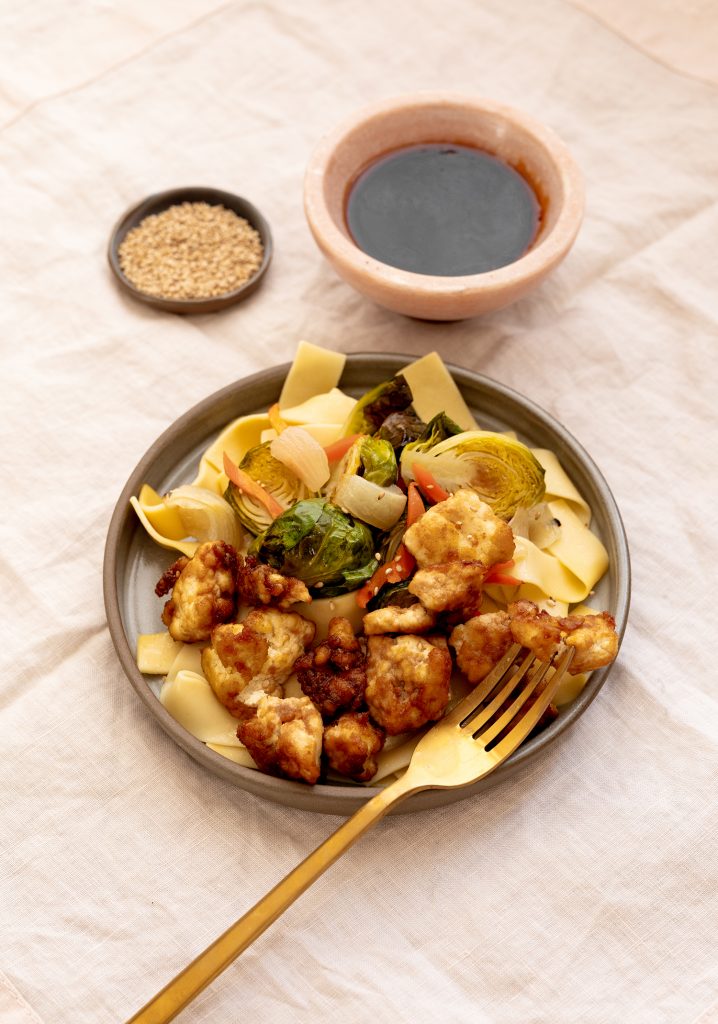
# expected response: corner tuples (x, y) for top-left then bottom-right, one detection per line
(117, 202), (263, 300)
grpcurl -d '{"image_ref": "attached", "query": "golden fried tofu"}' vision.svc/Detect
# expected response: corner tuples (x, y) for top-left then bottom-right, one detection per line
(237, 555), (310, 609)
(365, 635), (452, 735)
(202, 622), (274, 718)
(243, 608), (316, 677)
(564, 612), (618, 673)
(403, 490), (514, 569)
(508, 600), (564, 662)
(362, 603), (436, 635)
(449, 611), (513, 683)
(157, 540), (237, 643)
(202, 609), (315, 718)
(323, 711), (385, 782)
(408, 560), (487, 614)
(295, 617), (366, 719)
(508, 601), (619, 675)
(237, 695), (323, 784)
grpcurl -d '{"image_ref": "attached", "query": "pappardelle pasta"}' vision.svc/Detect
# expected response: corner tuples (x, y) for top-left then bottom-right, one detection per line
(133, 343), (618, 787)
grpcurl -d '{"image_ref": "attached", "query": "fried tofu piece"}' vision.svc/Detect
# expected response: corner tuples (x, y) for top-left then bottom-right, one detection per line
(323, 711), (385, 782)
(564, 612), (618, 673)
(403, 489), (514, 569)
(237, 695), (323, 784)
(243, 608), (316, 677)
(508, 600), (564, 663)
(449, 611), (514, 683)
(201, 623), (273, 718)
(237, 555), (310, 609)
(295, 617), (366, 719)
(365, 635), (452, 735)
(362, 603), (436, 635)
(408, 560), (487, 614)
(202, 608), (315, 718)
(157, 540), (237, 643)
(508, 601), (618, 675)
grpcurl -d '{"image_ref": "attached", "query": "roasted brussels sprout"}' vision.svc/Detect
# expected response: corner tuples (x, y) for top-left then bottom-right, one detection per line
(327, 435), (398, 494)
(342, 375), (414, 435)
(358, 437), (398, 487)
(401, 430), (546, 520)
(224, 442), (310, 534)
(324, 435), (404, 529)
(403, 412), (462, 456)
(376, 411), (427, 454)
(251, 498), (377, 597)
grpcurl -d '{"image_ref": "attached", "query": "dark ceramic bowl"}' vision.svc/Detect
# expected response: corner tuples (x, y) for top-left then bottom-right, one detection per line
(103, 354), (630, 814)
(107, 186), (273, 314)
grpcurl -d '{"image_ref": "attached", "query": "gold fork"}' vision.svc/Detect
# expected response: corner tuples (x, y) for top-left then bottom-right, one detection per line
(126, 643), (574, 1024)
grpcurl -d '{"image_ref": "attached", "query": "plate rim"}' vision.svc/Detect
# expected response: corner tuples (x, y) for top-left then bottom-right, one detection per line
(103, 353), (631, 815)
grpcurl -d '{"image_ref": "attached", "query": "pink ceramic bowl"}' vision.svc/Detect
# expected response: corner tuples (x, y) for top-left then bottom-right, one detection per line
(304, 93), (584, 321)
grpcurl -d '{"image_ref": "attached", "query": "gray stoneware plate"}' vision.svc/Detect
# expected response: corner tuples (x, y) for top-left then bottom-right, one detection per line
(103, 353), (630, 815)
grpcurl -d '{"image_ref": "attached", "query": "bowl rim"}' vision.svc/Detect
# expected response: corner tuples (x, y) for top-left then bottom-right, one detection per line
(107, 186), (273, 315)
(103, 352), (630, 816)
(304, 91), (585, 297)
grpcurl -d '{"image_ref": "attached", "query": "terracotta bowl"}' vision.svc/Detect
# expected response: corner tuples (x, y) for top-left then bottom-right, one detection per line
(304, 93), (584, 321)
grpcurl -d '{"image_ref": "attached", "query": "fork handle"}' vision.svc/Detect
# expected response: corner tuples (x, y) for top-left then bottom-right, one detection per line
(126, 772), (420, 1024)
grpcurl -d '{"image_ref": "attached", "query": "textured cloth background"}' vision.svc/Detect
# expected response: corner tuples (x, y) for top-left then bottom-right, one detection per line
(1, 2), (717, 1022)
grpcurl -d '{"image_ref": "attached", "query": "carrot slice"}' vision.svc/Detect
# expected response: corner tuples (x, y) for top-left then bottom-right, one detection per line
(223, 452), (284, 519)
(356, 544), (415, 609)
(484, 558), (522, 586)
(412, 462), (450, 504)
(324, 433), (361, 463)
(406, 482), (425, 528)
(484, 572), (523, 586)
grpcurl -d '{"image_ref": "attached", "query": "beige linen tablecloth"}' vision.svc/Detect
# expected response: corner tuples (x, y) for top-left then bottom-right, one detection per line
(2, 2), (717, 1022)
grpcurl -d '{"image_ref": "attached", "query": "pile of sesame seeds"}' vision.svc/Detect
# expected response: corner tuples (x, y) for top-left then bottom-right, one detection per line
(117, 201), (264, 301)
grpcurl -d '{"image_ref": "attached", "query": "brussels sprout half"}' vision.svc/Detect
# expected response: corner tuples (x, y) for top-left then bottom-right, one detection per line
(401, 430), (546, 520)
(224, 442), (310, 534)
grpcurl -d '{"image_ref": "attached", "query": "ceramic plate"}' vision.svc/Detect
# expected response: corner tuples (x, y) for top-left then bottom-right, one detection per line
(103, 353), (630, 814)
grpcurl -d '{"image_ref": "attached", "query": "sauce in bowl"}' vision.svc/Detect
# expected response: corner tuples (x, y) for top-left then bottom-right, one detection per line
(345, 143), (541, 277)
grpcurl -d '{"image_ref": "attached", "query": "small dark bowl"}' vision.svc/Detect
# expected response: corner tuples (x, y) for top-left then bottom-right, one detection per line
(107, 186), (273, 314)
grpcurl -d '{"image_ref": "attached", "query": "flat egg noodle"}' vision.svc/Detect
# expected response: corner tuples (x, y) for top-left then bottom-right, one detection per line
(129, 492), (199, 558)
(532, 448), (591, 525)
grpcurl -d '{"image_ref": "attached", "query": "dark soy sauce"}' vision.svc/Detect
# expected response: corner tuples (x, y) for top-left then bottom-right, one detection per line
(345, 143), (540, 277)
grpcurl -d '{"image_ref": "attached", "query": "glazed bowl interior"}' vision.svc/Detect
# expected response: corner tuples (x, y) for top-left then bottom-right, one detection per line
(304, 94), (584, 320)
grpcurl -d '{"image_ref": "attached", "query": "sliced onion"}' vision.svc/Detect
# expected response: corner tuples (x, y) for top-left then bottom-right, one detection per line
(270, 426), (330, 491)
(333, 475), (407, 530)
(165, 485), (244, 547)
(509, 506), (530, 539)
(510, 503), (561, 549)
(528, 502), (562, 549)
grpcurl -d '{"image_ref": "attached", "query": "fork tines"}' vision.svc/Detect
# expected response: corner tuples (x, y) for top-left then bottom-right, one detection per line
(449, 643), (575, 754)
